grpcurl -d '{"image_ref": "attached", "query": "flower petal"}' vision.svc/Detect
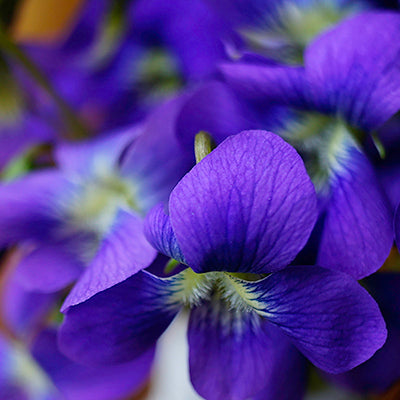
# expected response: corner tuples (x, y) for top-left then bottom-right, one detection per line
(253, 335), (307, 400)
(59, 271), (180, 365)
(188, 298), (277, 400)
(317, 138), (393, 278)
(176, 81), (256, 149)
(222, 12), (400, 130)
(120, 96), (193, 212)
(325, 273), (400, 394)
(144, 203), (186, 264)
(0, 170), (67, 247)
(55, 126), (138, 178)
(15, 244), (83, 293)
(169, 130), (317, 273)
(2, 268), (57, 337)
(62, 210), (157, 310)
(395, 204), (400, 249)
(228, 266), (387, 373)
(32, 328), (154, 400)
(303, 11), (400, 130)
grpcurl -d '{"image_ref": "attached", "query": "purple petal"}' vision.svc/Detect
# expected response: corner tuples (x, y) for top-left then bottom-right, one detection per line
(253, 333), (307, 400)
(176, 81), (257, 149)
(188, 299), (277, 400)
(317, 141), (393, 278)
(231, 266), (387, 373)
(32, 328), (154, 400)
(325, 273), (400, 394)
(0, 170), (67, 246)
(395, 204), (400, 249)
(1, 267), (57, 337)
(378, 163), (400, 211)
(144, 203), (186, 264)
(303, 11), (400, 130)
(132, 0), (227, 80)
(326, 325), (400, 394)
(55, 128), (138, 177)
(221, 62), (305, 105)
(222, 12), (400, 130)
(14, 245), (83, 293)
(59, 271), (180, 365)
(169, 130), (317, 273)
(120, 96), (193, 212)
(62, 210), (157, 310)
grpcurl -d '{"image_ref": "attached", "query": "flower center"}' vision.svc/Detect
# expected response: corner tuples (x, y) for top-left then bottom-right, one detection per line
(63, 171), (138, 243)
(134, 48), (182, 101)
(240, 1), (362, 64)
(168, 268), (263, 314)
(276, 112), (361, 193)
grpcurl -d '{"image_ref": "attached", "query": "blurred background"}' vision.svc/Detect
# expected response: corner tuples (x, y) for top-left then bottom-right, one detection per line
(0, 0), (399, 399)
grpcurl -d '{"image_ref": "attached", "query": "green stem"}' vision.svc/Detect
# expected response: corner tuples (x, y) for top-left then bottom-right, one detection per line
(194, 131), (215, 163)
(0, 25), (88, 139)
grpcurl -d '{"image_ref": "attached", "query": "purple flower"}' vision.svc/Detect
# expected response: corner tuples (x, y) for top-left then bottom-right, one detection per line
(221, 11), (400, 278)
(59, 130), (386, 400)
(0, 97), (193, 309)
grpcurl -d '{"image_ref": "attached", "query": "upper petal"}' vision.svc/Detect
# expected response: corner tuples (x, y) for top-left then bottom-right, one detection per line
(303, 11), (400, 130)
(169, 130), (317, 273)
(222, 12), (400, 130)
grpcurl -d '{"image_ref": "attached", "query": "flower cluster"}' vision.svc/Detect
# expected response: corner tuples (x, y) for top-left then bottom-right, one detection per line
(0, 0), (400, 399)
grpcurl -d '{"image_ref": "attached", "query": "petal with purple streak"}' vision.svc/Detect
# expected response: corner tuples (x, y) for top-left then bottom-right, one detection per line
(169, 130), (317, 274)
(144, 203), (186, 264)
(188, 299), (277, 400)
(228, 266), (387, 373)
(317, 136), (393, 278)
(59, 271), (181, 365)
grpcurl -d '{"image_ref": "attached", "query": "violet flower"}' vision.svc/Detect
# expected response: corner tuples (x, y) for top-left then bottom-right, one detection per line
(59, 130), (386, 400)
(0, 97), (192, 308)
